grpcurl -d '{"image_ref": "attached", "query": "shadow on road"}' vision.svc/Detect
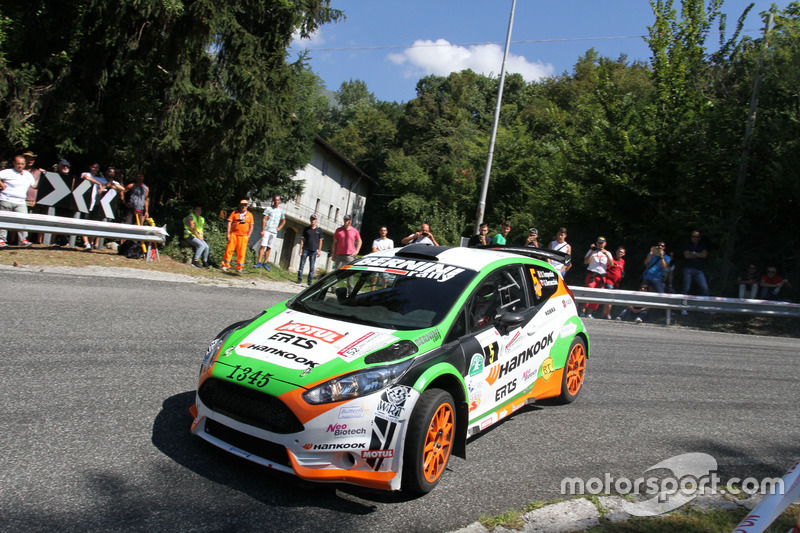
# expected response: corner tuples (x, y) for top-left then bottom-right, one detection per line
(151, 391), (419, 512)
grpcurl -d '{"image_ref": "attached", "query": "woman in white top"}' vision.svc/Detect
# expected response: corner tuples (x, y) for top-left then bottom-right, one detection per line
(548, 227), (572, 277)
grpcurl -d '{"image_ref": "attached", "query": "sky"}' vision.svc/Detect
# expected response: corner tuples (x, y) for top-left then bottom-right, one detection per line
(290, 0), (789, 104)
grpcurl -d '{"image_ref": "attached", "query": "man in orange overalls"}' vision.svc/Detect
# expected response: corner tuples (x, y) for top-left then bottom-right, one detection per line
(221, 199), (254, 273)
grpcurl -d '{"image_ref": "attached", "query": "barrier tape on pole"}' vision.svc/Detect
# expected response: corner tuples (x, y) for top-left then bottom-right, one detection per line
(733, 458), (800, 532)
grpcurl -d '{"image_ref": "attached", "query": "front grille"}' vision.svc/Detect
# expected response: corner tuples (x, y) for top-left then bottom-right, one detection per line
(205, 418), (291, 467)
(198, 378), (304, 434)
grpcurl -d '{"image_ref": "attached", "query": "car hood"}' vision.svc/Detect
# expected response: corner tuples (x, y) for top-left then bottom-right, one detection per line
(224, 308), (400, 387)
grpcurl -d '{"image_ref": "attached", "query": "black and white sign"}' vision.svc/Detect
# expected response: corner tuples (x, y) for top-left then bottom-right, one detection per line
(35, 172), (119, 218)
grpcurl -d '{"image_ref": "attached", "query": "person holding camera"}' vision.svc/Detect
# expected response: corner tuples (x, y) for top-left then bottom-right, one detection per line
(642, 241), (670, 293)
(579, 236), (614, 318)
(401, 223), (438, 246)
(523, 227), (539, 248)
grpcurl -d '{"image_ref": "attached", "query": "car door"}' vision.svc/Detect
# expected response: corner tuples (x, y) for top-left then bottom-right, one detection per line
(459, 265), (529, 423)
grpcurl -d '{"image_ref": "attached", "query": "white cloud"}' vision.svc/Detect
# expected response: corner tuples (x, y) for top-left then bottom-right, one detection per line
(388, 39), (553, 81)
(291, 28), (325, 48)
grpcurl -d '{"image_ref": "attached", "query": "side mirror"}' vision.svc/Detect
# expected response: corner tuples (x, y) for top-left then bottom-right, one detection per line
(497, 312), (524, 333)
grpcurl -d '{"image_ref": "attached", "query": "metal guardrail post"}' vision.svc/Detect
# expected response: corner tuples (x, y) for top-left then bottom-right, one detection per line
(0, 211), (168, 244)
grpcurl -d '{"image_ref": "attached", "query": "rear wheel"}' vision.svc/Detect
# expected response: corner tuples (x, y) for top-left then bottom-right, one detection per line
(557, 337), (587, 404)
(402, 389), (455, 494)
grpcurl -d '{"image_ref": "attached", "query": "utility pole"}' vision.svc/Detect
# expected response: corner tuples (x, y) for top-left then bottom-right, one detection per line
(473, 0), (517, 236)
(721, 12), (774, 282)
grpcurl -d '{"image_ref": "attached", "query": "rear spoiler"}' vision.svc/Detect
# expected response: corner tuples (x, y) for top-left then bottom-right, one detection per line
(478, 245), (571, 268)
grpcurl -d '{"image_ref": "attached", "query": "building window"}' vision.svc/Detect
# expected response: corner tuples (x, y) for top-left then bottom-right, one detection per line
(315, 198), (321, 216)
(328, 204), (333, 221)
(335, 207), (340, 222)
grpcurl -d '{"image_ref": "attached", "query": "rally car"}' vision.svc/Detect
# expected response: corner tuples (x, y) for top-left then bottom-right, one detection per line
(190, 244), (589, 493)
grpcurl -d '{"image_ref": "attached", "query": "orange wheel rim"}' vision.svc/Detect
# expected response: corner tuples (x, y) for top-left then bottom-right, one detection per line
(566, 343), (586, 395)
(422, 403), (454, 483)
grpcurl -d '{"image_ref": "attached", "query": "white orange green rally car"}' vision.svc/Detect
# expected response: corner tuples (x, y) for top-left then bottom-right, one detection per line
(190, 244), (589, 493)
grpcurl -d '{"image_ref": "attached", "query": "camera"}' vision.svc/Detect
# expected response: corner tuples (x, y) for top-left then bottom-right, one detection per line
(650, 246), (662, 256)
(422, 232), (430, 237)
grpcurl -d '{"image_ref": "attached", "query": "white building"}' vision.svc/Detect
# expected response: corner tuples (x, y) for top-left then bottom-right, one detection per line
(250, 135), (374, 274)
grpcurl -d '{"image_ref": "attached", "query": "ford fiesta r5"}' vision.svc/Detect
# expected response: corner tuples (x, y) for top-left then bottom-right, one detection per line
(190, 244), (589, 493)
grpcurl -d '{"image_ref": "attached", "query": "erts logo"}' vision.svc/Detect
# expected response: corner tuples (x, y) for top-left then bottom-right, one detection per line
(361, 449), (394, 459)
(277, 322), (345, 344)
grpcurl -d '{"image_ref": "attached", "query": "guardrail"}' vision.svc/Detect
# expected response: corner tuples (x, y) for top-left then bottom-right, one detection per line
(0, 211), (168, 244)
(570, 286), (800, 323)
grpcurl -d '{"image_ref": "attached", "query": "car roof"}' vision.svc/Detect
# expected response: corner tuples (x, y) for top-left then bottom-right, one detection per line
(368, 244), (565, 271)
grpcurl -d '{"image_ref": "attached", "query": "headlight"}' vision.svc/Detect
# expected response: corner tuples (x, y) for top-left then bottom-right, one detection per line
(302, 359), (413, 405)
(200, 320), (252, 375)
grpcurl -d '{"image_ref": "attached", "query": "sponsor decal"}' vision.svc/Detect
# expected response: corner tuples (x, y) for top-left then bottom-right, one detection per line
(560, 323), (578, 338)
(238, 343), (320, 369)
(480, 417), (494, 430)
(326, 423), (368, 438)
(352, 256), (466, 282)
(469, 353), (484, 377)
(338, 406), (365, 419)
(376, 386), (411, 421)
(483, 341), (500, 366)
(544, 306), (557, 316)
(337, 331), (393, 358)
(512, 399), (525, 412)
(366, 416), (399, 470)
(413, 328), (441, 347)
(495, 378), (517, 402)
(276, 322), (345, 344)
(362, 449), (394, 459)
(485, 332), (554, 385)
(267, 332), (317, 349)
(504, 330), (522, 352)
(522, 368), (536, 383)
(540, 356), (555, 381)
(468, 395), (481, 412)
(530, 268), (543, 298)
(535, 269), (559, 287)
(302, 442), (366, 450)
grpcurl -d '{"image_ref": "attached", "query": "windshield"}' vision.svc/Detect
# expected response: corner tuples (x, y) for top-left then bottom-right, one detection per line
(289, 263), (476, 330)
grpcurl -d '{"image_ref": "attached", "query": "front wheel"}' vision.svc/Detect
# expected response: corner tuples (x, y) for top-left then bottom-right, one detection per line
(402, 389), (456, 494)
(557, 337), (587, 404)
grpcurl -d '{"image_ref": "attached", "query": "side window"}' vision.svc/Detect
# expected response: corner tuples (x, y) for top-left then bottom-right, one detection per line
(445, 309), (467, 343)
(467, 267), (526, 332)
(525, 265), (559, 306)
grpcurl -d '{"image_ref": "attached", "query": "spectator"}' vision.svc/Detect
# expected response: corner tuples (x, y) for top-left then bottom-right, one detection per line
(22, 151), (45, 243)
(333, 214), (362, 291)
(221, 200), (254, 273)
(297, 214), (324, 284)
(0, 155), (37, 247)
(87, 165), (123, 249)
(256, 194), (285, 271)
(601, 246), (626, 319)
(401, 223), (439, 246)
(759, 267), (792, 301)
(183, 206), (210, 269)
(467, 223), (489, 247)
(616, 285), (650, 323)
(580, 236), (614, 318)
(51, 158), (74, 246)
(78, 163), (106, 250)
(371, 225), (394, 252)
(681, 230), (710, 296)
(122, 172), (149, 225)
(548, 227), (572, 278)
(492, 221), (511, 245)
(736, 264), (760, 299)
(371, 225), (394, 288)
(524, 227), (539, 248)
(663, 251), (676, 293)
(642, 241), (669, 293)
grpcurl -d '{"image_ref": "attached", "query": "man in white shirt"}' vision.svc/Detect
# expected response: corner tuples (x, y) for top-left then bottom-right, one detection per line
(371, 226), (394, 252)
(0, 155), (37, 246)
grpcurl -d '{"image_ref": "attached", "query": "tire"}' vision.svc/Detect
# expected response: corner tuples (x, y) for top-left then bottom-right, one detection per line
(402, 389), (456, 494)
(557, 337), (587, 404)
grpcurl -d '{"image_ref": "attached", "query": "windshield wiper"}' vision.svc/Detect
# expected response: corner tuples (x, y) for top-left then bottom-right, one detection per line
(291, 299), (316, 316)
(344, 313), (387, 328)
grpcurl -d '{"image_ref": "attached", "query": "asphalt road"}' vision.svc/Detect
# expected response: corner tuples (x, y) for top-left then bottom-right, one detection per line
(1, 269), (798, 532)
